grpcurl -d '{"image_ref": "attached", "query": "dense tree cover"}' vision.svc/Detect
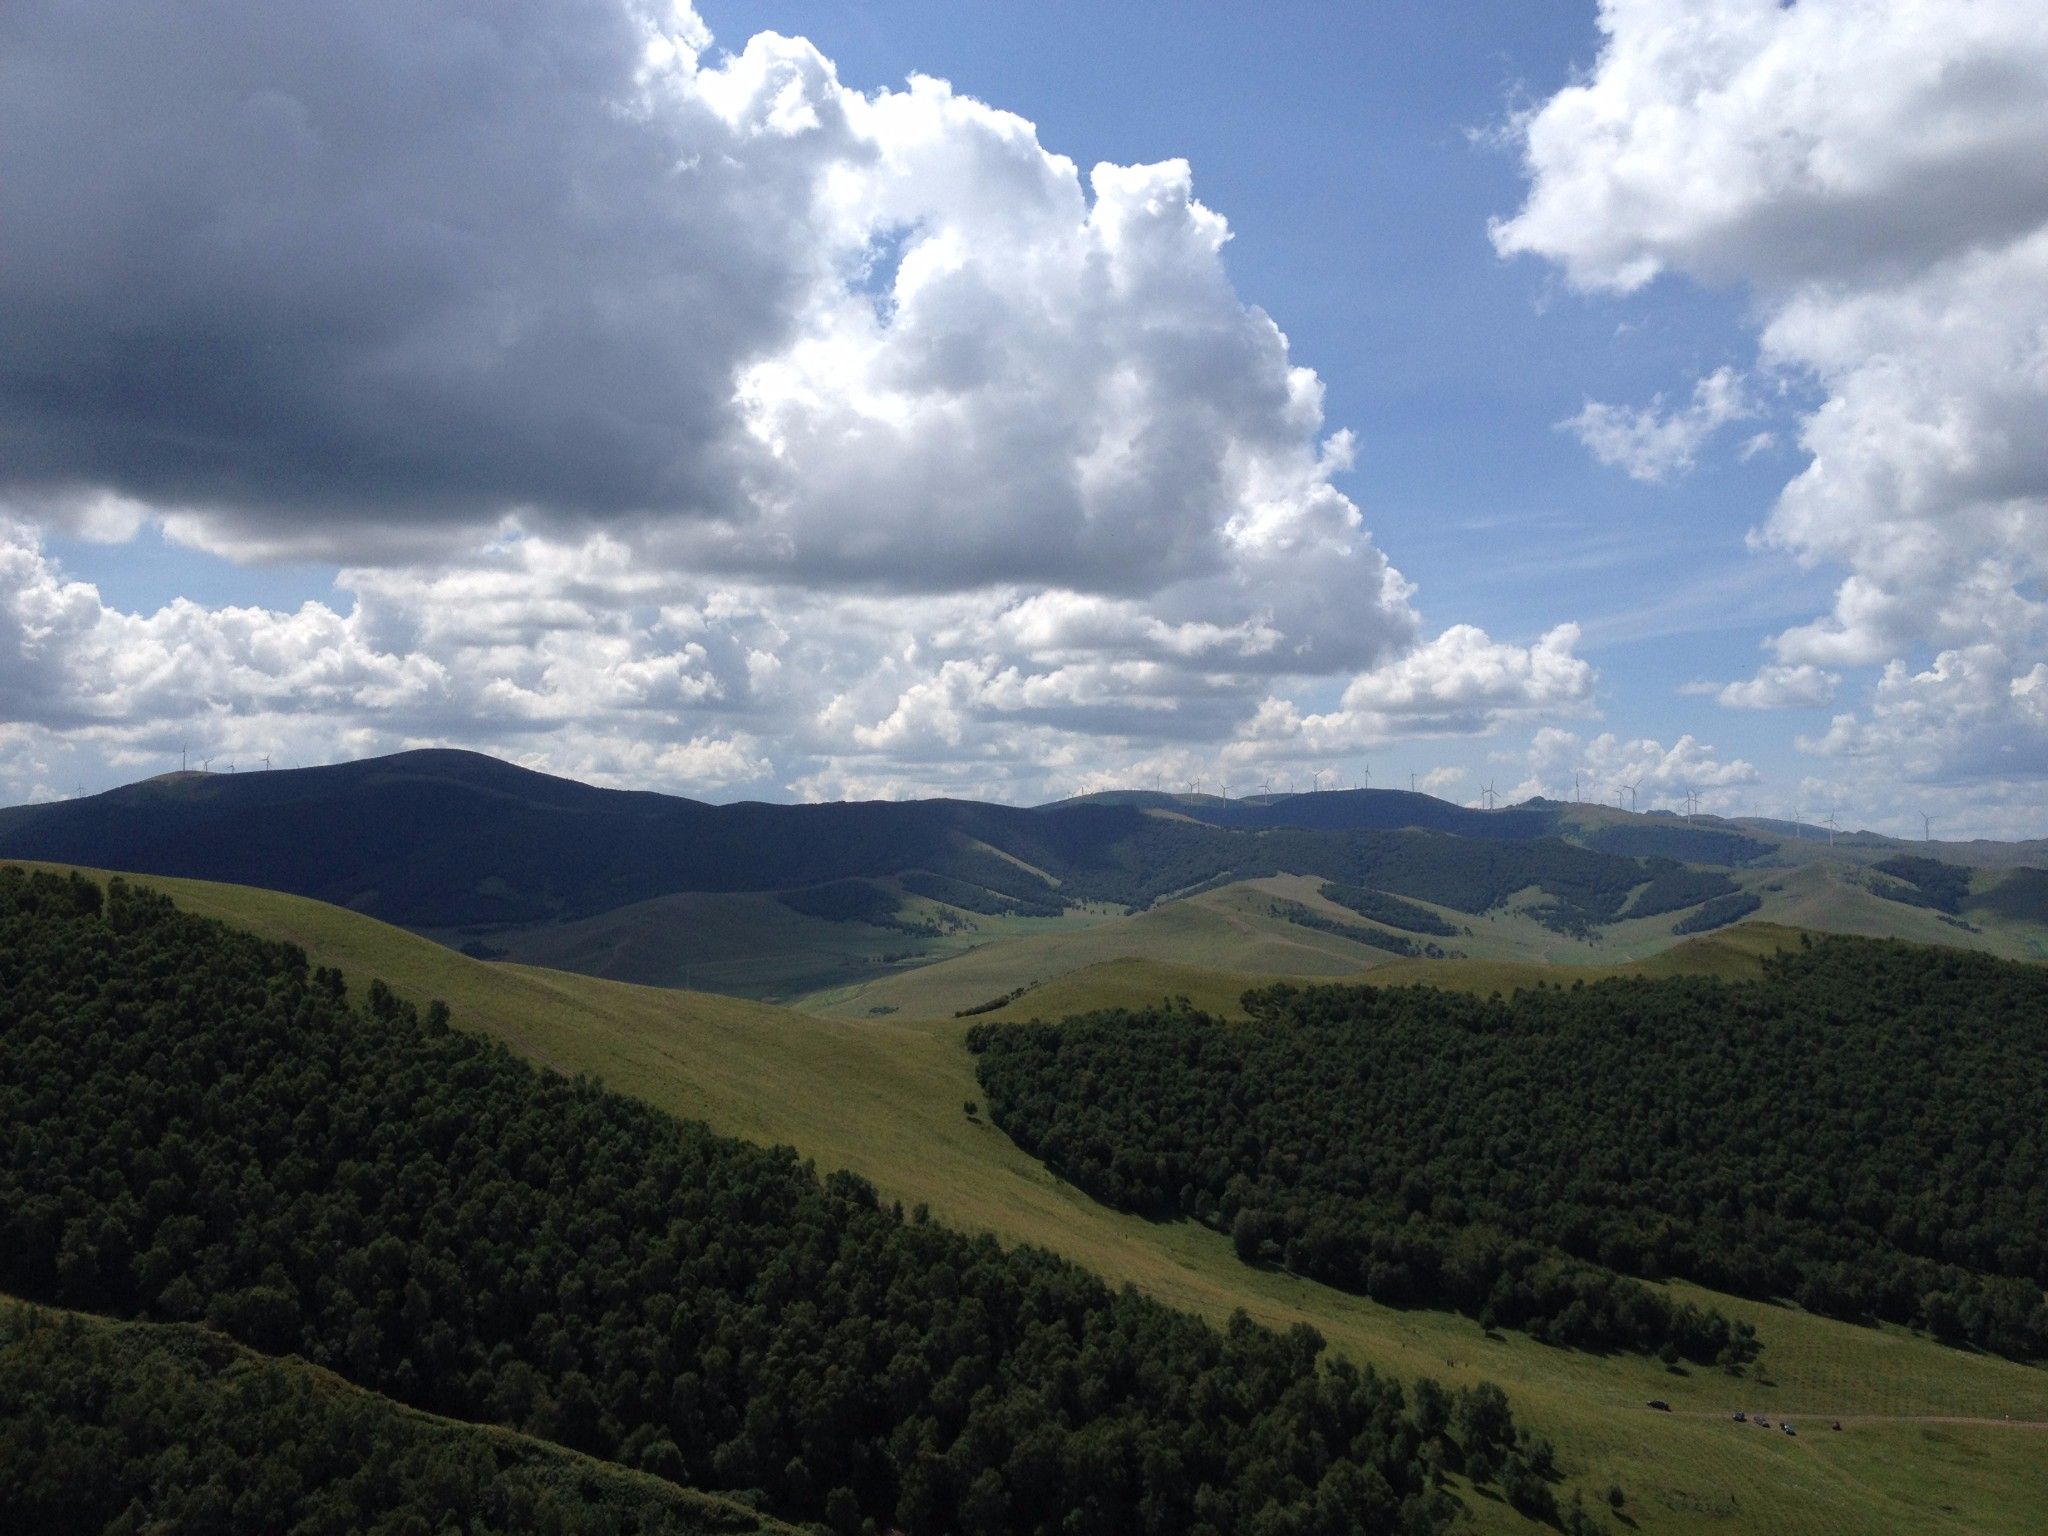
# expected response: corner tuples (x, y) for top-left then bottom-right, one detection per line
(1873, 856), (1972, 914)
(1977, 866), (2048, 922)
(1670, 892), (1761, 935)
(1317, 884), (1459, 936)
(0, 869), (1562, 1536)
(972, 937), (2048, 1360)
(774, 878), (906, 924)
(1264, 901), (1452, 960)
(1580, 824), (1772, 867)
(2, 747), (1757, 952)
(0, 1303), (790, 1536)
(899, 871), (1062, 919)
(1619, 864), (1738, 920)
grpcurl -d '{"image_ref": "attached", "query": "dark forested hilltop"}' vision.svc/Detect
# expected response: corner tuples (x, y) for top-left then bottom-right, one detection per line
(7, 750), (2037, 972)
(0, 748), (1699, 931)
(0, 1301), (798, 1536)
(0, 867), (1567, 1534)
(971, 937), (2048, 1361)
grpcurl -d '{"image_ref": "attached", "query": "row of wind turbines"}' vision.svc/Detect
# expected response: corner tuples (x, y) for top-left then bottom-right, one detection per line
(178, 746), (275, 775)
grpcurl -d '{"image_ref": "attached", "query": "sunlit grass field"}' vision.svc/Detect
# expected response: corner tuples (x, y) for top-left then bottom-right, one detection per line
(23, 862), (2048, 1534)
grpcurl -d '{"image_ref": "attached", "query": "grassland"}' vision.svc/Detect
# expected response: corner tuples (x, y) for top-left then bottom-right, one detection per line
(21, 861), (2048, 1534)
(803, 861), (2048, 1020)
(423, 884), (1113, 1003)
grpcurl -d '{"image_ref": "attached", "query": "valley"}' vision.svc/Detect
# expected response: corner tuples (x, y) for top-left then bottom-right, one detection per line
(14, 857), (2047, 1534)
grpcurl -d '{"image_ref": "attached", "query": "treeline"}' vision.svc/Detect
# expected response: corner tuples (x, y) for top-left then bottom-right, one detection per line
(1581, 823), (1772, 867)
(971, 936), (2048, 1360)
(972, 1007), (1753, 1366)
(1266, 900), (1451, 959)
(775, 878), (907, 925)
(0, 1303), (792, 1536)
(1873, 856), (1971, 914)
(900, 871), (1062, 919)
(1671, 892), (1761, 934)
(1318, 883), (1459, 936)
(1621, 864), (1737, 920)
(0, 869), (1562, 1535)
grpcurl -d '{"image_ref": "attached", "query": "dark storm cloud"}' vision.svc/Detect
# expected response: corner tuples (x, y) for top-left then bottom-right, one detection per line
(0, 0), (830, 538)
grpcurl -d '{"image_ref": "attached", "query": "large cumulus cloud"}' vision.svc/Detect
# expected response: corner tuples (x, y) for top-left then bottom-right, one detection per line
(0, 0), (1591, 799)
(1495, 0), (2048, 802)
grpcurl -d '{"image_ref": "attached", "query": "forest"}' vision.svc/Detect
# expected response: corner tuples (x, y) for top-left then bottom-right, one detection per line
(1316, 883), (1460, 936)
(1873, 855), (1971, 913)
(0, 1301), (790, 1536)
(1670, 892), (1762, 935)
(1618, 865), (1738, 920)
(972, 936), (2048, 1362)
(0, 868), (1563, 1535)
(898, 870), (1064, 919)
(1264, 900), (1451, 959)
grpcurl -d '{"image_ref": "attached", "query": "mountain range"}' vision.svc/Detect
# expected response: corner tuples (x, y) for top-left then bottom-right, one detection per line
(3, 748), (2043, 1002)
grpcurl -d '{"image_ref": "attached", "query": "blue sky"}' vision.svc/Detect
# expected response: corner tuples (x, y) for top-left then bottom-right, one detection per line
(7, 1), (2045, 834)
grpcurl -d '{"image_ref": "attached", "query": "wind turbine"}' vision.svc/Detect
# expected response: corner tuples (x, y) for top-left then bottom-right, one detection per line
(201, 757), (213, 773)
(1572, 769), (1583, 803)
(1410, 771), (1418, 793)
(262, 754), (272, 772)
(1622, 780), (1639, 812)
(1361, 763), (1371, 791)
(1481, 779), (1498, 811)
(180, 745), (188, 774)
(1826, 808), (1840, 847)
(1922, 812), (1932, 842)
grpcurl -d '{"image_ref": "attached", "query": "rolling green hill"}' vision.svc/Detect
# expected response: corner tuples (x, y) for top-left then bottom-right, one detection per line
(804, 863), (2044, 1022)
(15, 860), (2048, 1535)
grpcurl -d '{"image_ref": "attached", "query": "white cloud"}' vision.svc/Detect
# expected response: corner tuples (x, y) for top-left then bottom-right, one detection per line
(1521, 724), (1759, 812)
(0, 2), (1610, 805)
(1562, 366), (1755, 482)
(1247, 624), (1596, 753)
(0, 518), (1596, 805)
(1706, 662), (1839, 710)
(1799, 644), (2048, 783)
(1497, 0), (2048, 815)
(0, 0), (1418, 680)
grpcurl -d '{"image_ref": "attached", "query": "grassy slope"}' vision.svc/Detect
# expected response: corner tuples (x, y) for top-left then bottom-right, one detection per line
(22, 863), (2048, 1535)
(428, 886), (1108, 1004)
(0, 1294), (798, 1535)
(805, 864), (2047, 1020)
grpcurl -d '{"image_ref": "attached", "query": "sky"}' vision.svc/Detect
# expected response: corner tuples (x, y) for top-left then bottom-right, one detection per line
(2, 0), (2044, 836)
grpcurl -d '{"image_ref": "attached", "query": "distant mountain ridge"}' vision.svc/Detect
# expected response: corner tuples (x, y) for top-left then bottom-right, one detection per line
(0, 749), (1682, 927)
(2, 751), (2040, 974)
